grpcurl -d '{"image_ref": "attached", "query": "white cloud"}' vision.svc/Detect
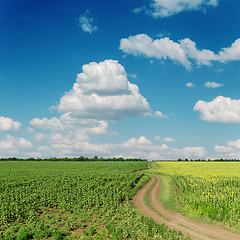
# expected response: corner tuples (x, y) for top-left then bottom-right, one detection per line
(87, 121), (109, 135)
(227, 139), (240, 149)
(0, 139), (14, 150)
(212, 140), (240, 159)
(24, 152), (42, 158)
(55, 59), (151, 120)
(79, 10), (97, 34)
(211, 152), (240, 160)
(135, 0), (219, 18)
(204, 81), (223, 88)
(218, 39), (240, 61)
(176, 146), (207, 159)
(154, 136), (175, 142)
(122, 136), (152, 148)
(214, 145), (233, 153)
(0, 116), (21, 131)
(35, 133), (48, 141)
(194, 96), (240, 124)
(30, 114), (111, 136)
(155, 136), (161, 141)
(29, 59), (153, 154)
(154, 111), (168, 118)
(6, 135), (33, 148)
(60, 113), (110, 135)
(30, 117), (62, 130)
(179, 38), (217, 66)
(120, 34), (191, 70)
(31, 118), (109, 152)
(120, 34), (240, 70)
(27, 127), (34, 133)
(186, 82), (194, 87)
(164, 137), (176, 142)
(35, 135), (206, 160)
(0, 135), (33, 157)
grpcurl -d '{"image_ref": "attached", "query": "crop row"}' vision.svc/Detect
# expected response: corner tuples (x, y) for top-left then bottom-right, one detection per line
(0, 161), (189, 239)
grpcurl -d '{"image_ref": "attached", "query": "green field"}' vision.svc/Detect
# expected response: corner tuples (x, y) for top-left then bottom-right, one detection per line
(150, 161), (240, 228)
(0, 161), (188, 239)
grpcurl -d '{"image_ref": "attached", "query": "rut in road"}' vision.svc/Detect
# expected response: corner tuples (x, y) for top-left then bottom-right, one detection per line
(133, 176), (240, 240)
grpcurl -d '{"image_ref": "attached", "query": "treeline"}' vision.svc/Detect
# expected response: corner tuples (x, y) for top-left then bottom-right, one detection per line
(177, 158), (240, 162)
(0, 156), (147, 162)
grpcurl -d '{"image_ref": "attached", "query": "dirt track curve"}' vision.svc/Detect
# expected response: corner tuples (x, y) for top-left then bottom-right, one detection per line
(133, 175), (240, 240)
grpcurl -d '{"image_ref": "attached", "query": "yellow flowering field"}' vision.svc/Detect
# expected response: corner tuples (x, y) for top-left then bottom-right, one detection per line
(151, 161), (240, 228)
(154, 161), (240, 178)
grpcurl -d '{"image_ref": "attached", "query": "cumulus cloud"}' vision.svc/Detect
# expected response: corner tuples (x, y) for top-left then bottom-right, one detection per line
(194, 96), (240, 124)
(213, 139), (240, 159)
(27, 127), (34, 133)
(122, 136), (152, 148)
(120, 34), (240, 70)
(120, 34), (191, 70)
(54, 59), (151, 120)
(31, 115), (110, 138)
(6, 135), (33, 148)
(27, 59), (158, 158)
(30, 117), (62, 130)
(154, 136), (175, 142)
(164, 137), (176, 142)
(135, 0), (219, 18)
(0, 116), (21, 131)
(0, 139), (14, 151)
(34, 135), (206, 160)
(35, 133), (48, 141)
(179, 38), (217, 66)
(154, 111), (168, 118)
(60, 113), (110, 135)
(0, 135), (33, 157)
(204, 81), (223, 88)
(227, 139), (240, 149)
(174, 146), (207, 159)
(79, 10), (97, 34)
(186, 82), (194, 87)
(218, 39), (240, 61)
(30, 117), (111, 153)
(214, 145), (233, 153)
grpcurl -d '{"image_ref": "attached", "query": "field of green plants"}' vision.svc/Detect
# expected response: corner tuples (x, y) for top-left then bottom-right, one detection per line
(0, 161), (189, 239)
(152, 161), (240, 228)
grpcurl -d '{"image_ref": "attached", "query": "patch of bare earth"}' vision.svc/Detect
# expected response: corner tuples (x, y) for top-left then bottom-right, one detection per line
(133, 176), (240, 240)
(71, 228), (84, 237)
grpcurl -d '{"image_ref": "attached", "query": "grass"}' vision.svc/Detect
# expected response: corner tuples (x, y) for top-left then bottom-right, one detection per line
(157, 174), (218, 225)
(144, 178), (156, 210)
(158, 175), (181, 211)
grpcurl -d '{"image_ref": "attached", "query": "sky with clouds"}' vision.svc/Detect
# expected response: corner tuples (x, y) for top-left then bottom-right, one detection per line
(1, 0), (240, 160)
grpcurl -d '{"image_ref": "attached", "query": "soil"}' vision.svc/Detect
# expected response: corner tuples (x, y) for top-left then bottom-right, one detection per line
(133, 176), (240, 240)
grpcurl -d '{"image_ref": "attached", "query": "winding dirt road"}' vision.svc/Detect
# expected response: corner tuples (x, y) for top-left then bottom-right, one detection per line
(133, 176), (240, 240)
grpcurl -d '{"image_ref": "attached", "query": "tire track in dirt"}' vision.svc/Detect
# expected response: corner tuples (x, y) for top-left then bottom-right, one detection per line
(133, 176), (240, 240)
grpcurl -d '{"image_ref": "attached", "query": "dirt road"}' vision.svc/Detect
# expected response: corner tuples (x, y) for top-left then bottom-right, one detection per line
(133, 176), (240, 240)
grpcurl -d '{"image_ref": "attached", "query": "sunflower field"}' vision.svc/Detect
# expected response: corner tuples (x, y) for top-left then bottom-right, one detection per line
(152, 161), (240, 228)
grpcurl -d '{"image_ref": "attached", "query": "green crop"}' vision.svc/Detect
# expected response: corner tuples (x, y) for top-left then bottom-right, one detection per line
(0, 161), (188, 239)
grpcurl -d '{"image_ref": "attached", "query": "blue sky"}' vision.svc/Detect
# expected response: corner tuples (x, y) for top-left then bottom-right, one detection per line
(1, 0), (240, 159)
